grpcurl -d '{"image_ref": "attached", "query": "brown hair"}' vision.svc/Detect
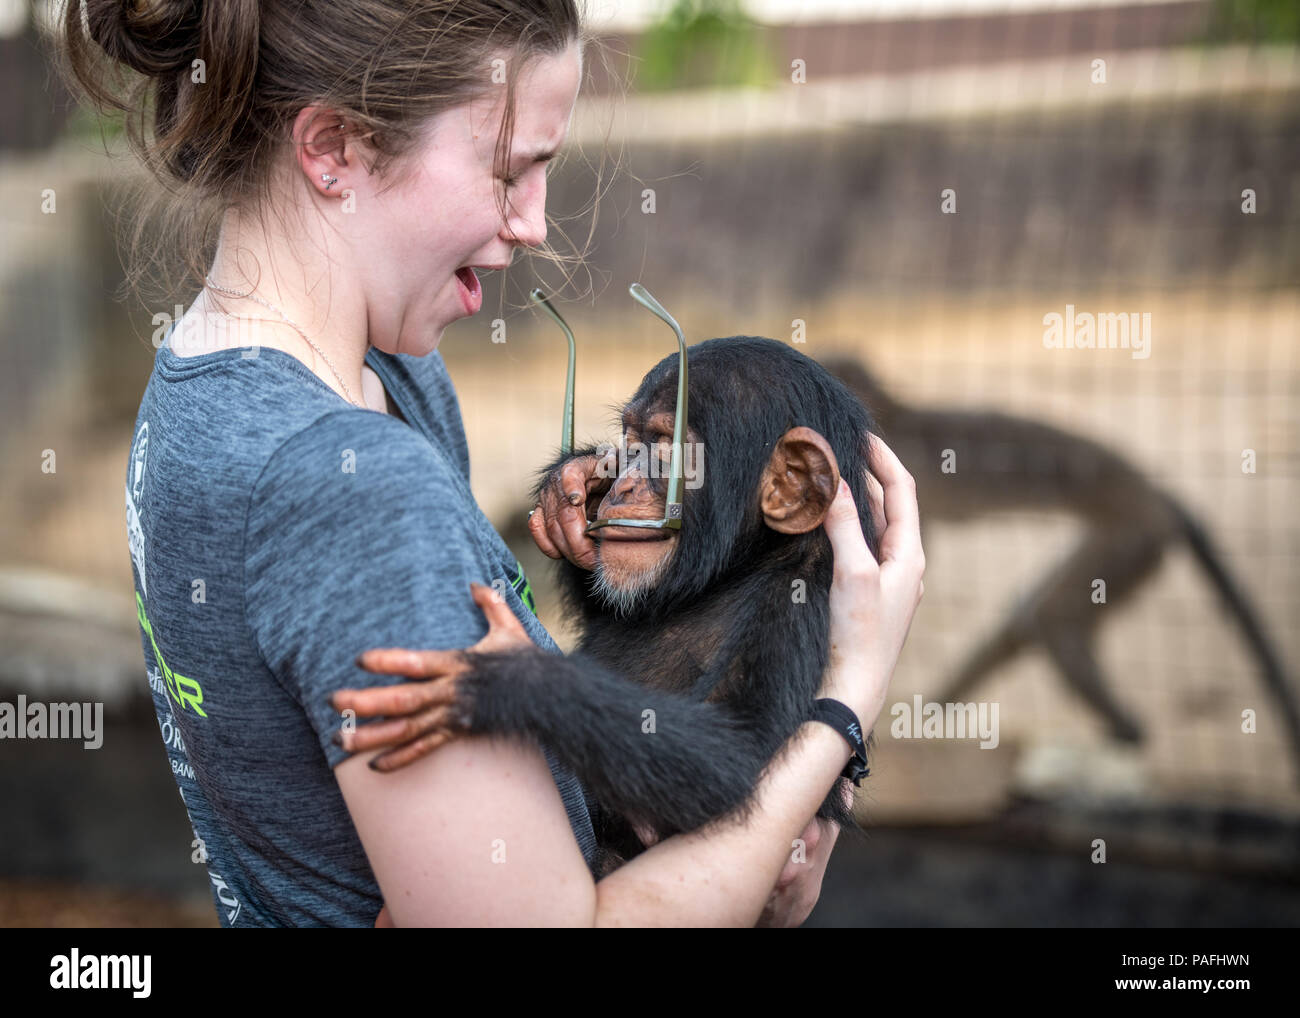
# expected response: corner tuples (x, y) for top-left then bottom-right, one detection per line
(53, 0), (621, 315)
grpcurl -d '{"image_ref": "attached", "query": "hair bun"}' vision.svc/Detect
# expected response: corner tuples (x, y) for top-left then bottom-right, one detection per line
(85, 0), (204, 77)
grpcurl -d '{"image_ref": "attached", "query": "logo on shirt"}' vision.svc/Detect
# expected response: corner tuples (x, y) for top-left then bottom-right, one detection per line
(126, 422), (150, 596)
(136, 591), (207, 717)
(508, 558), (536, 615)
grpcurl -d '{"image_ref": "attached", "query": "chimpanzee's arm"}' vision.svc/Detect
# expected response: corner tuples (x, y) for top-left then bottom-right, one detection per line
(453, 646), (771, 837)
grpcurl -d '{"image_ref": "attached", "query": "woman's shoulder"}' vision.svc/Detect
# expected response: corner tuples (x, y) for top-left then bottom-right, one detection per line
(248, 405), (464, 516)
(151, 342), (448, 467)
(138, 345), (472, 540)
(364, 346), (472, 481)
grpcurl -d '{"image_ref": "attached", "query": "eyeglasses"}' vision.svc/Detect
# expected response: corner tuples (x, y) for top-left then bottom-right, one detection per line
(528, 282), (688, 534)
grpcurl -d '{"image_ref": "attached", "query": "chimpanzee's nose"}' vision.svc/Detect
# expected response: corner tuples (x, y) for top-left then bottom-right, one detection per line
(607, 464), (650, 506)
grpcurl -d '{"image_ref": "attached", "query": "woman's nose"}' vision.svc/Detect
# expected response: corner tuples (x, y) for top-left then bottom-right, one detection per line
(501, 179), (547, 249)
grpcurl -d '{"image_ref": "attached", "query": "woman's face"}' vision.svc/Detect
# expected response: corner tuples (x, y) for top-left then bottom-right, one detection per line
(353, 40), (584, 357)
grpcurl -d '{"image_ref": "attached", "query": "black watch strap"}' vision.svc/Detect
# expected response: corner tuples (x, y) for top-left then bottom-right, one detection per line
(812, 698), (871, 786)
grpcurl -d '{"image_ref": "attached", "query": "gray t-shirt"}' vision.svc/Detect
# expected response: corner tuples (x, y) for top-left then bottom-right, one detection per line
(125, 327), (597, 926)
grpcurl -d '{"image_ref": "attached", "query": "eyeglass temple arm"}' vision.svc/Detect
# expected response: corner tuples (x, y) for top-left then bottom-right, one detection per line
(528, 288), (575, 456)
(627, 283), (687, 520)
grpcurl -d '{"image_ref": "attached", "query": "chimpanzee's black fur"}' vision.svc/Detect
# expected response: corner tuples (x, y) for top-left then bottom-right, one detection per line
(453, 337), (881, 873)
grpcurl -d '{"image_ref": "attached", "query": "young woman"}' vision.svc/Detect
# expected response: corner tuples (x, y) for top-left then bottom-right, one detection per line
(60, 0), (924, 926)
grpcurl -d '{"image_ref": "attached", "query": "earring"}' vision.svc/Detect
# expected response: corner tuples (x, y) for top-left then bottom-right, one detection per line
(321, 173), (339, 191)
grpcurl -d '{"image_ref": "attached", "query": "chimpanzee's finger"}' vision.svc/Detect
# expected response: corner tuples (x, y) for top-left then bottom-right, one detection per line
(528, 504), (562, 559)
(542, 501), (573, 562)
(469, 582), (532, 650)
(339, 703), (458, 753)
(867, 436), (921, 564)
(578, 449), (616, 502)
(553, 459), (602, 569)
(369, 728), (458, 772)
(554, 500), (597, 569)
(558, 457), (596, 505)
(353, 647), (468, 680)
(331, 673), (458, 717)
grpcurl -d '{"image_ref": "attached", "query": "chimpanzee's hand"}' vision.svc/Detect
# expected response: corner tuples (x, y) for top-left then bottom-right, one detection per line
(529, 448), (616, 570)
(330, 583), (533, 772)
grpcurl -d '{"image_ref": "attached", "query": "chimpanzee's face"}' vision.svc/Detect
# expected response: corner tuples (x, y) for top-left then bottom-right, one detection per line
(590, 402), (691, 601)
(586, 352), (847, 616)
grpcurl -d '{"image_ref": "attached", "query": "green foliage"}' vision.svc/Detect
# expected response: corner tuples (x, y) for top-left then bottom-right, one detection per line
(62, 104), (126, 145)
(1205, 0), (1300, 42)
(634, 0), (776, 92)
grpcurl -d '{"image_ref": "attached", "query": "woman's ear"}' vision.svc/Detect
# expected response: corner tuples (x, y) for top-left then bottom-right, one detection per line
(758, 426), (841, 534)
(289, 105), (361, 197)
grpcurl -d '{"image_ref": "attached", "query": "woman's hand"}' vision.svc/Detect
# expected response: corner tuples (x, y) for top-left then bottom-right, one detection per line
(330, 582), (532, 772)
(529, 449), (616, 570)
(754, 780), (850, 927)
(755, 815), (839, 927)
(818, 435), (925, 729)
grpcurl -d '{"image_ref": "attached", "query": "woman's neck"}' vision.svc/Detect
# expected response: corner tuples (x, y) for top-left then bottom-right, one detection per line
(173, 210), (372, 409)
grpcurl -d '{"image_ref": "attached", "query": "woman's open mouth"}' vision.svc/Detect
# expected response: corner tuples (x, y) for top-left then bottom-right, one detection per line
(454, 267), (482, 315)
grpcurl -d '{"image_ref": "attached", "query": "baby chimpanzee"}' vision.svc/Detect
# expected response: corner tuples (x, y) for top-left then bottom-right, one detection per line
(351, 337), (880, 872)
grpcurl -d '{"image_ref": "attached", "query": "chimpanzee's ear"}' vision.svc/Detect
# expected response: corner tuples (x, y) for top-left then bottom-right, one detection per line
(759, 426), (842, 534)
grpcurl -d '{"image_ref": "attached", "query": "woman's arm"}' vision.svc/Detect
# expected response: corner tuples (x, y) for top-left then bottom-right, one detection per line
(335, 712), (854, 926)
(336, 735), (598, 925)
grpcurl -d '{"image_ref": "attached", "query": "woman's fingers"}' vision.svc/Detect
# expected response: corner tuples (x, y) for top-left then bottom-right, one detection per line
(868, 435), (923, 567)
(631, 820), (661, 849)
(817, 433), (925, 723)
(822, 476), (879, 582)
(864, 468), (885, 538)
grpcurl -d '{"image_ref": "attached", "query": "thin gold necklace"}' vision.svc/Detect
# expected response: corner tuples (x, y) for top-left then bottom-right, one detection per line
(202, 276), (363, 408)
